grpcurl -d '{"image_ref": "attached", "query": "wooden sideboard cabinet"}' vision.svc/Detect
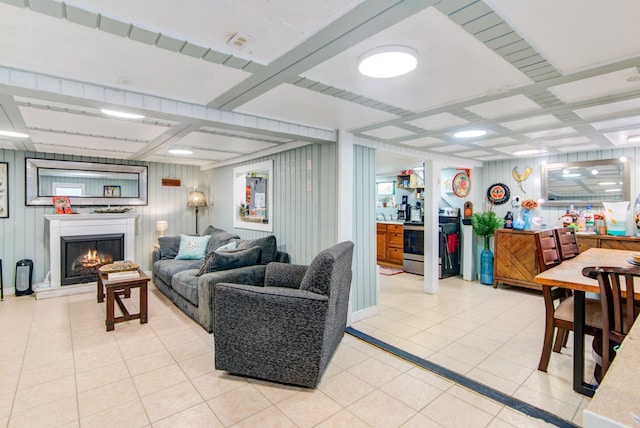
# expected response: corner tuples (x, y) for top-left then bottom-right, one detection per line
(493, 228), (640, 290)
(376, 223), (404, 267)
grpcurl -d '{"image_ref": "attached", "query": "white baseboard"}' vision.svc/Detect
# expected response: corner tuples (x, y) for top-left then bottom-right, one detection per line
(349, 305), (380, 325)
(34, 283), (95, 300)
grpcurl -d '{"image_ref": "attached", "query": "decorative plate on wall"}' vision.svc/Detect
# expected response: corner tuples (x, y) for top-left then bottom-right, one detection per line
(452, 172), (471, 197)
(487, 183), (510, 205)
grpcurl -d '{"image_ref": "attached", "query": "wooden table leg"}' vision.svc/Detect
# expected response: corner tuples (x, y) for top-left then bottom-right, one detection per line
(140, 282), (148, 324)
(573, 290), (596, 397)
(97, 275), (104, 303)
(106, 286), (115, 331)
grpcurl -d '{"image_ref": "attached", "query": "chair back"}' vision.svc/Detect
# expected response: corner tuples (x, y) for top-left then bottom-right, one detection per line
(582, 265), (640, 376)
(534, 230), (561, 272)
(555, 228), (580, 261)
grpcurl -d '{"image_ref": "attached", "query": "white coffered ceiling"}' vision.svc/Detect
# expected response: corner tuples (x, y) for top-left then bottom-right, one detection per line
(0, 0), (639, 169)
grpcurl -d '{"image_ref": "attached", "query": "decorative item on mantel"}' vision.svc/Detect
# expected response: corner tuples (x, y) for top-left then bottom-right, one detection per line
(471, 210), (504, 285)
(521, 199), (538, 231)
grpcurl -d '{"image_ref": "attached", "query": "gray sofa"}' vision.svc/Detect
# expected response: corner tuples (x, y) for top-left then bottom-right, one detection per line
(152, 226), (290, 332)
(213, 241), (355, 387)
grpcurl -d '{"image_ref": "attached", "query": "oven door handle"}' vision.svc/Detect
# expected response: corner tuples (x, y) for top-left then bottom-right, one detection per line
(404, 225), (424, 231)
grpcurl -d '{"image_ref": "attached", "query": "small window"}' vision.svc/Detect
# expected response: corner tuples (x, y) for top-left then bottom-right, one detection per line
(377, 182), (395, 196)
(52, 182), (85, 196)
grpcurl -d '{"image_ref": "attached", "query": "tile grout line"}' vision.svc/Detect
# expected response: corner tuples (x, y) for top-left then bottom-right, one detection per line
(345, 326), (578, 428)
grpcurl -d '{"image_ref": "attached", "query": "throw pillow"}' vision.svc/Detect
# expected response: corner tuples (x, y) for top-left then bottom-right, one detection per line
(175, 234), (211, 260)
(236, 235), (277, 264)
(158, 235), (181, 260)
(216, 241), (237, 251)
(196, 246), (261, 276)
(206, 229), (241, 253)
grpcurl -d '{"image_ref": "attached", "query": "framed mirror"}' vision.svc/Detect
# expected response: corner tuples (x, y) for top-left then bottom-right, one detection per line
(541, 158), (629, 207)
(233, 160), (273, 232)
(26, 158), (148, 206)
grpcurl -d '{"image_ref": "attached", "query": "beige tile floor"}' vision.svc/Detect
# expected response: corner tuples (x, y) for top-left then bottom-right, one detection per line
(352, 272), (596, 427)
(0, 275), (587, 427)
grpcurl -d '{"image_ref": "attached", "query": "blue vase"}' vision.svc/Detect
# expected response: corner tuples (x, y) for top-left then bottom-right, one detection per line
(480, 237), (494, 285)
(523, 209), (531, 230)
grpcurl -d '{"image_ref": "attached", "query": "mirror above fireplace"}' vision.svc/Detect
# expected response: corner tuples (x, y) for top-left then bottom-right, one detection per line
(26, 158), (148, 206)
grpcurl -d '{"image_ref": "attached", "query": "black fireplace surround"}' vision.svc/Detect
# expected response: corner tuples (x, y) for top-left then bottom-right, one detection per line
(61, 234), (124, 285)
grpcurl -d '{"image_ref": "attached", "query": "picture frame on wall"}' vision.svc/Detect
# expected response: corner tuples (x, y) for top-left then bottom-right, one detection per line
(0, 162), (8, 218)
(103, 185), (121, 197)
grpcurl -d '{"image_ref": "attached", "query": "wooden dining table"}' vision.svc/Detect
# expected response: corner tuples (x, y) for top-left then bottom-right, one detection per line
(534, 247), (640, 397)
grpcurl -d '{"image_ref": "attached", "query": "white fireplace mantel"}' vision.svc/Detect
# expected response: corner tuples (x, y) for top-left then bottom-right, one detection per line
(43, 213), (138, 297)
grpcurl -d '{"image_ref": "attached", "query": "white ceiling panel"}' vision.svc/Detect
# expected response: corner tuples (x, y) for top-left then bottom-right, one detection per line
(0, 5), (250, 105)
(406, 113), (469, 130)
(574, 98), (640, 120)
(362, 126), (415, 139)
(430, 144), (469, 153)
(465, 95), (542, 119)
(548, 68), (640, 104)
(235, 84), (396, 130)
(176, 132), (278, 154)
(591, 116), (640, 131)
(603, 128), (640, 146)
(524, 127), (578, 140)
(29, 130), (146, 153)
(19, 107), (168, 141)
(470, 137), (517, 148)
(556, 144), (601, 152)
(501, 115), (563, 131)
(301, 7), (531, 112)
(542, 136), (591, 147)
(401, 137), (443, 148)
(486, 0), (640, 73)
(63, 0), (365, 64)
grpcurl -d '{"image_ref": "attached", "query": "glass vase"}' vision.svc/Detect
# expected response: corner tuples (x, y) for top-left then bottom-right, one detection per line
(480, 236), (494, 285)
(523, 209), (531, 230)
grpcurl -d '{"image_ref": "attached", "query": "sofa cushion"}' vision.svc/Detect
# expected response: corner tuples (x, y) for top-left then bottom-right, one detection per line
(154, 259), (203, 286)
(197, 247), (261, 276)
(171, 270), (200, 306)
(158, 235), (181, 260)
(216, 241), (237, 251)
(206, 229), (241, 253)
(236, 235), (277, 264)
(176, 234), (211, 260)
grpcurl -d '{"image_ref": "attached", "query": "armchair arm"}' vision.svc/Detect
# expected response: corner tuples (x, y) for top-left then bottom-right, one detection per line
(264, 262), (308, 289)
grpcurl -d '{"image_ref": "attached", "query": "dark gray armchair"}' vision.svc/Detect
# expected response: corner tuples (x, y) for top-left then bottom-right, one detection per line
(213, 241), (355, 388)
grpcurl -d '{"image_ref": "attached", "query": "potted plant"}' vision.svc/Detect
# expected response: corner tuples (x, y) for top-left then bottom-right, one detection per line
(470, 211), (504, 285)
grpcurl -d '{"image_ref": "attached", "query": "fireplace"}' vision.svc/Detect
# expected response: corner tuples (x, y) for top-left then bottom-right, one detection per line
(60, 234), (124, 285)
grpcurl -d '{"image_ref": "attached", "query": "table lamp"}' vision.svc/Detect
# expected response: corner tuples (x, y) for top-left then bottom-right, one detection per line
(155, 220), (168, 237)
(187, 190), (207, 234)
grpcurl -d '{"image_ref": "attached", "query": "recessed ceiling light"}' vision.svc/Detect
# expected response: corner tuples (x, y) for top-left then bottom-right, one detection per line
(0, 130), (29, 138)
(591, 169), (599, 175)
(513, 149), (545, 156)
(168, 148), (193, 155)
(562, 173), (581, 178)
(101, 109), (145, 119)
(358, 46), (417, 78)
(454, 130), (487, 138)
(628, 135), (640, 143)
(605, 188), (621, 192)
(598, 182), (617, 185)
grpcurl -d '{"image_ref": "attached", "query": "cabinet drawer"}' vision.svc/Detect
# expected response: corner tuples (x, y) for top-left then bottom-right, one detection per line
(377, 223), (387, 232)
(387, 247), (403, 263)
(388, 232), (403, 247)
(387, 224), (403, 234)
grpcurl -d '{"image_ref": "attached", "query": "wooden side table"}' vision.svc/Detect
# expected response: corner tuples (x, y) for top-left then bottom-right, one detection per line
(97, 268), (149, 331)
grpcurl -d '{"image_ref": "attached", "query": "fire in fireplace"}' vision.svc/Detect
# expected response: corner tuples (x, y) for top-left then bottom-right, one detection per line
(61, 234), (124, 285)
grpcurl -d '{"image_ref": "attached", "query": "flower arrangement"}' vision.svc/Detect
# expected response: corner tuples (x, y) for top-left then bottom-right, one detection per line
(238, 202), (249, 217)
(521, 199), (538, 210)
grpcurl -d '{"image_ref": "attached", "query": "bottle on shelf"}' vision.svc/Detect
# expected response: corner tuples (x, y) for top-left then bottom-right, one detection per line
(585, 204), (595, 232)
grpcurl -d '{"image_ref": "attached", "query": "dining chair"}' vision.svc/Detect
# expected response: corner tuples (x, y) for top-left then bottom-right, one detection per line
(555, 227), (580, 261)
(534, 230), (602, 371)
(582, 266), (640, 379)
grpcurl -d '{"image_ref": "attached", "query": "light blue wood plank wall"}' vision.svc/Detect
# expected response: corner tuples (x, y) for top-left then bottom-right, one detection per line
(0, 149), (204, 289)
(352, 145), (377, 312)
(203, 143), (338, 264)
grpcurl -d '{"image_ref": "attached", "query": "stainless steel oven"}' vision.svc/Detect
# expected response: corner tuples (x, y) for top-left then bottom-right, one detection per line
(403, 223), (424, 275)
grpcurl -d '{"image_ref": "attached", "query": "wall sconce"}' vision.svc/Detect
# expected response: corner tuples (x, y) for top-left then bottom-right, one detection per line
(187, 190), (207, 234)
(155, 220), (168, 237)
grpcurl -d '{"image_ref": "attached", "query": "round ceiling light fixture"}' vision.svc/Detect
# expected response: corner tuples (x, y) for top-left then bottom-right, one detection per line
(168, 148), (193, 155)
(101, 108), (145, 119)
(514, 149), (546, 156)
(627, 135), (640, 143)
(0, 130), (29, 138)
(358, 46), (418, 78)
(454, 129), (487, 138)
